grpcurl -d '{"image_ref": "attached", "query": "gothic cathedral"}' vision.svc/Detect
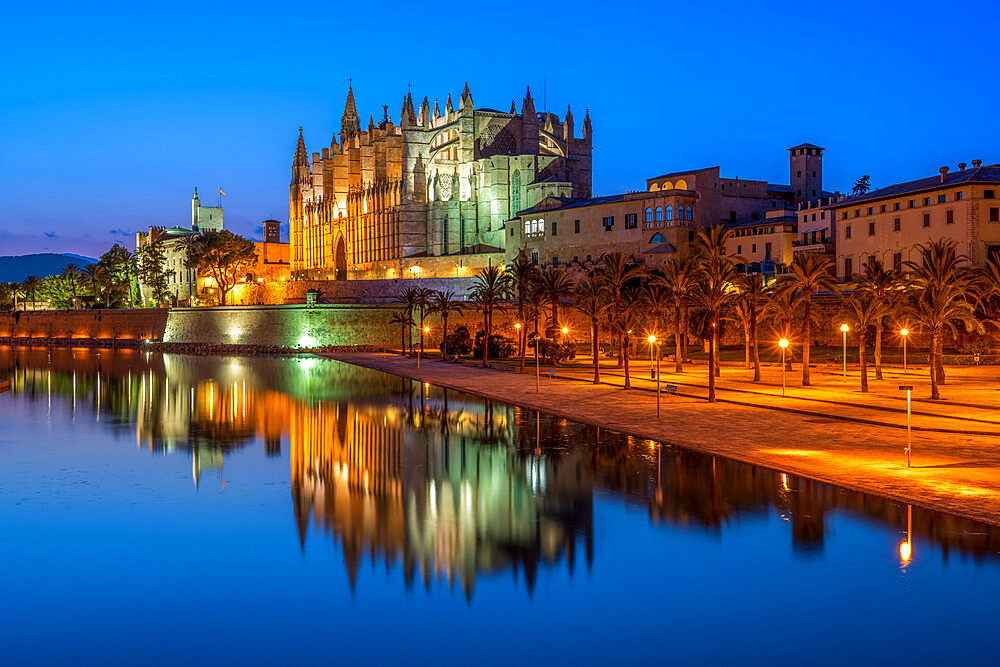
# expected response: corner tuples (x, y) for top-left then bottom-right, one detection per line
(290, 84), (593, 279)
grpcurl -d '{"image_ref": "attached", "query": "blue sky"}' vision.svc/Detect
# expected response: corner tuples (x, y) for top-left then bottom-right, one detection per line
(1, 0), (997, 257)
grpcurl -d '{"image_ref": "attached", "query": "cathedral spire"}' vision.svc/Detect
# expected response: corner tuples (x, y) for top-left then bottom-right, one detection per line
(401, 90), (417, 126)
(445, 92), (453, 114)
(522, 86), (536, 118)
(583, 108), (592, 142)
(459, 82), (473, 110)
(510, 99), (516, 114)
(294, 127), (308, 167)
(564, 105), (574, 140)
(433, 99), (441, 120)
(420, 96), (430, 126)
(340, 86), (361, 146)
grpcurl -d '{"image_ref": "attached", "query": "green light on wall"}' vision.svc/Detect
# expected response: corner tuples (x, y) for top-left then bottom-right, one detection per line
(298, 333), (317, 348)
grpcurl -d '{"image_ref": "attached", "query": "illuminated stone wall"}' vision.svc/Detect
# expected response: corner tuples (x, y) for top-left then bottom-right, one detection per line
(162, 304), (397, 347)
(237, 276), (479, 305)
(0, 308), (169, 340)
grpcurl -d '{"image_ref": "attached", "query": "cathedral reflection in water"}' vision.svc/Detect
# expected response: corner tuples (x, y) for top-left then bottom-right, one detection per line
(4, 345), (1000, 598)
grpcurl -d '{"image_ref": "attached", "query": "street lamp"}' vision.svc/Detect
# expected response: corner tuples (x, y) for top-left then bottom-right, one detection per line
(840, 324), (850, 379)
(529, 332), (541, 392)
(561, 326), (568, 335)
(899, 383), (913, 468)
(418, 325), (429, 369)
(648, 335), (660, 419)
(779, 338), (789, 397)
(900, 328), (909, 372)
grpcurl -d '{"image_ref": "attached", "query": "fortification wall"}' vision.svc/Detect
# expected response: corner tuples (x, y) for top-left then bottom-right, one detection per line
(0, 309), (168, 340)
(236, 277), (479, 305)
(162, 304), (398, 347)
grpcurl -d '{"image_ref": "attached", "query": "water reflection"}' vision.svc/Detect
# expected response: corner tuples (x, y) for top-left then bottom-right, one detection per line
(3, 345), (999, 598)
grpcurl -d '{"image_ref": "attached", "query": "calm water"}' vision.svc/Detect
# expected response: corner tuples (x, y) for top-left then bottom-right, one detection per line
(1, 348), (998, 665)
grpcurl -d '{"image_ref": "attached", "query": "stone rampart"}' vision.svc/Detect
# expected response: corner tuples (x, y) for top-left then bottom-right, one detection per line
(237, 277), (479, 305)
(0, 309), (168, 340)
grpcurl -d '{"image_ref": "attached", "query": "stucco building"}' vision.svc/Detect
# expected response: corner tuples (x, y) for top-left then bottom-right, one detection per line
(290, 84), (593, 280)
(825, 160), (1000, 281)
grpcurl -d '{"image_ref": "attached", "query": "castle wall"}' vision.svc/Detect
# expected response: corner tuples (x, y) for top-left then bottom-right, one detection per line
(0, 309), (169, 340)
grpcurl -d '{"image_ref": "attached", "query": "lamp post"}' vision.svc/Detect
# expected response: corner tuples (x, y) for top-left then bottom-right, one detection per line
(648, 335), (660, 419)
(779, 338), (789, 397)
(900, 328), (909, 372)
(418, 325), (429, 369)
(840, 324), (849, 379)
(899, 384), (913, 468)
(530, 332), (541, 393)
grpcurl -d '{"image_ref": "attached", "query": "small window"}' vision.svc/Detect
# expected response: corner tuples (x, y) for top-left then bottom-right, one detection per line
(650, 232), (667, 244)
(845, 225), (852, 239)
(985, 190), (996, 199)
(812, 170), (817, 177)
(645, 208), (653, 223)
(603, 216), (615, 230)
(625, 213), (638, 229)
(687, 206), (693, 221)
(509, 226), (514, 236)
(586, 254), (592, 262)
(867, 207), (874, 215)
(946, 209), (954, 224)
(802, 215), (808, 223)
(855, 209), (861, 218)
(797, 170), (802, 177)
(880, 205), (887, 213)
(574, 219), (580, 233)
(908, 200), (915, 208)
(553, 257), (558, 266)
(923, 213), (930, 227)
(923, 197), (930, 206)
(893, 252), (902, 271)
(989, 207), (999, 222)
(868, 221), (875, 235)
(811, 213), (816, 221)
(752, 243), (757, 253)
(956, 191), (963, 201)
(551, 221), (558, 236)
(893, 217), (901, 232)
(844, 257), (852, 279)
(666, 205), (674, 221)
(531, 251), (538, 265)
(894, 202), (901, 211)
(938, 194), (946, 204)
(842, 212), (848, 220)
(737, 244), (742, 254)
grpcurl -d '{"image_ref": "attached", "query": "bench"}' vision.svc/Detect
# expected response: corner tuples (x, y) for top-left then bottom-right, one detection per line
(545, 370), (557, 379)
(662, 384), (679, 395)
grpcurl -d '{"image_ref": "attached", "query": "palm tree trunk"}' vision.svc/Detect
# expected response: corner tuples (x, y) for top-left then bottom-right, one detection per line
(482, 309), (489, 368)
(441, 314), (448, 361)
(874, 323), (884, 381)
(673, 305), (683, 373)
(935, 336), (946, 385)
(623, 336), (631, 389)
(591, 320), (600, 383)
(859, 333), (869, 393)
(400, 321), (406, 356)
(929, 330), (940, 399)
(744, 328), (750, 369)
(714, 326), (721, 378)
(750, 303), (761, 382)
(681, 304), (690, 362)
(801, 298), (812, 386)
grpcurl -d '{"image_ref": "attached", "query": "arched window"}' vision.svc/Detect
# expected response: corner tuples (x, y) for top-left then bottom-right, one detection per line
(665, 205), (673, 221)
(645, 207), (653, 223)
(662, 181), (673, 190)
(687, 206), (694, 221)
(511, 170), (521, 213)
(649, 183), (660, 192)
(674, 179), (687, 189)
(649, 232), (667, 244)
(678, 206), (686, 221)
(655, 207), (663, 222)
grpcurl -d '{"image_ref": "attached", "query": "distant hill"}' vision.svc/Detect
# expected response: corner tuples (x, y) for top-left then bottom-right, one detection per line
(0, 253), (99, 283)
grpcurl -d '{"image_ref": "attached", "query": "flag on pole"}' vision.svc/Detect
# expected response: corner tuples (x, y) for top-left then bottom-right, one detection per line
(219, 187), (226, 197)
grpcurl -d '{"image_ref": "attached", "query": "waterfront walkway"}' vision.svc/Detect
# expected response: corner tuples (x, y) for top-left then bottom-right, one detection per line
(325, 351), (1000, 527)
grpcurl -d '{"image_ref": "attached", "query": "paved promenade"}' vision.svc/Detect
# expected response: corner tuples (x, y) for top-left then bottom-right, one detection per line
(325, 351), (1000, 527)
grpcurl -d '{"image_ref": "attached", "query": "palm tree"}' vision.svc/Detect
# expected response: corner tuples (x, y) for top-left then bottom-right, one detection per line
(523, 282), (548, 372)
(469, 265), (512, 368)
(654, 255), (700, 372)
(118, 249), (137, 308)
(508, 255), (539, 364)
(429, 290), (464, 361)
(691, 226), (740, 402)
(735, 271), (766, 381)
(854, 256), (903, 381)
(536, 266), (575, 332)
(415, 287), (433, 359)
(393, 288), (420, 355)
(643, 282), (673, 338)
(842, 292), (890, 393)
(573, 278), (611, 383)
(389, 311), (414, 356)
(23, 276), (42, 310)
(84, 263), (105, 308)
(595, 251), (646, 368)
(61, 264), (81, 309)
(763, 287), (804, 371)
(6, 281), (24, 311)
(905, 239), (979, 399)
(610, 288), (644, 389)
(776, 253), (839, 386)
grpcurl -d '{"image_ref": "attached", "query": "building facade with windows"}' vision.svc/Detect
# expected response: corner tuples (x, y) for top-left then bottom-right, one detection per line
(723, 208), (799, 277)
(504, 189), (698, 273)
(290, 85), (593, 280)
(825, 161), (1000, 281)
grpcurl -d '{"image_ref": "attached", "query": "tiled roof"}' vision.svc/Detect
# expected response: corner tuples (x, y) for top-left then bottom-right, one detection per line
(724, 213), (799, 230)
(647, 166), (717, 181)
(514, 194), (624, 216)
(827, 165), (1000, 207)
(788, 143), (825, 151)
(644, 242), (677, 254)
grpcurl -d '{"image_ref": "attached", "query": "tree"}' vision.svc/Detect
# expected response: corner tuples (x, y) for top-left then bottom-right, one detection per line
(389, 311), (414, 357)
(98, 244), (137, 308)
(691, 225), (740, 402)
(609, 288), (644, 389)
(654, 255), (700, 372)
(777, 253), (839, 386)
(508, 255), (539, 368)
(415, 287), (433, 359)
(537, 266), (575, 332)
(137, 228), (173, 307)
(573, 278), (611, 384)
(61, 264), (82, 309)
(188, 230), (258, 306)
(469, 265), (512, 368)
(429, 290), (464, 360)
(393, 288), (420, 355)
(763, 286), (805, 371)
(854, 256), (904, 381)
(642, 282), (673, 338)
(842, 292), (889, 393)
(905, 239), (979, 399)
(23, 276), (42, 310)
(595, 251), (646, 368)
(852, 175), (871, 197)
(735, 271), (766, 381)
(84, 263), (106, 308)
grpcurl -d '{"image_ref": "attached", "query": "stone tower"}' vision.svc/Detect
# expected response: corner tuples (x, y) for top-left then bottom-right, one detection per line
(789, 143), (824, 205)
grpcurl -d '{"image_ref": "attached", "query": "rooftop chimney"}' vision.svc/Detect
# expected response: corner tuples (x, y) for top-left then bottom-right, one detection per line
(939, 166), (949, 183)
(958, 162), (966, 171)
(973, 159), (983, 168)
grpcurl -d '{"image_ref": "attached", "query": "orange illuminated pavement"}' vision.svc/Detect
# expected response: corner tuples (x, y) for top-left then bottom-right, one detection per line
(326, 351), (1000, 527)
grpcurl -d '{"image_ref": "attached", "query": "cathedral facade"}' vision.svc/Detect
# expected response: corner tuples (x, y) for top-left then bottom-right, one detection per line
(290, 84), (593, 279)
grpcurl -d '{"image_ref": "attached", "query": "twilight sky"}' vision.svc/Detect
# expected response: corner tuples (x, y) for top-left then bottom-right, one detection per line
(1, 0), (997, 257)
